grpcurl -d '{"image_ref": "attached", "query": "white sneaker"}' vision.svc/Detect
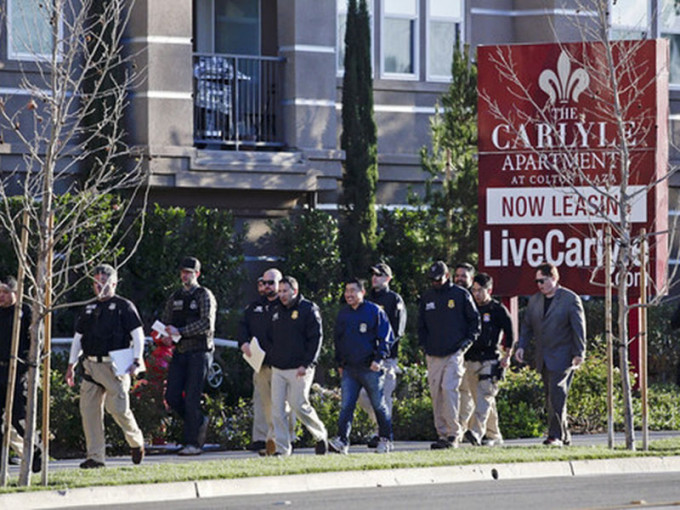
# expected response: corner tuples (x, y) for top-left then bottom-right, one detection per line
(177, 445), (202, 456)
(482, 437), (504, 447)
(328, 436), (349, 455)
(375, 437), (393, 454)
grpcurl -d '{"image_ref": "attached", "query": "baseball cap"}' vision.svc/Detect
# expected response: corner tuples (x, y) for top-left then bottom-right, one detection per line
(428, 261), (448, 280)
(371, 263), (393, 278)
(180, 256), (201, 273)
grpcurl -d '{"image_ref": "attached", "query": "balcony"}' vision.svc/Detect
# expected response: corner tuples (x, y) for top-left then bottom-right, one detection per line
(193, 53), (285, 150)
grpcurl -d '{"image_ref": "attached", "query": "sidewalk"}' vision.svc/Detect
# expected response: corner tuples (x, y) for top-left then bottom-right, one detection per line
(3, 431), (680, 509)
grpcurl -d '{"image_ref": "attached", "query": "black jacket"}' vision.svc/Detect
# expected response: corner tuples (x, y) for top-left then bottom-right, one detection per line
(367, 286), (406, 359)
(262, 294), (323, 370)
(237, 296), (279, 364)
(417, 281), (480, 357)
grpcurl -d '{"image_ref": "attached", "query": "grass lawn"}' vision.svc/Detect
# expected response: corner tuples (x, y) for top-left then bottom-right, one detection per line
(3, 437), (680, 494)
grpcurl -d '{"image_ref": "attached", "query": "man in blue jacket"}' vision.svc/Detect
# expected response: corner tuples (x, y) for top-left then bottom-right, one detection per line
(261, 276), (328, 456)
(330, 278), (394, 454)
(418, 261), (481, 449)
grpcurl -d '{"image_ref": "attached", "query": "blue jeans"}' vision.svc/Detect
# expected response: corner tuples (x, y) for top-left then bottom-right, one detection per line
(337, 366), (392, 444)
(165, 350), (212, 447)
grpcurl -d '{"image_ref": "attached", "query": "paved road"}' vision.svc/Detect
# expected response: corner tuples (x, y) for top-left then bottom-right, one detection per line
(71, 472), (680, 510)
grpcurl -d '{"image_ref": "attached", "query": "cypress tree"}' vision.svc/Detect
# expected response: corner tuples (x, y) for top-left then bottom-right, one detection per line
(339, 0), (378, 278)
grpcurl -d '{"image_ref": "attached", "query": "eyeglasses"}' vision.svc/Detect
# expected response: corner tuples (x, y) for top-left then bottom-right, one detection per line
(535, 278), (546, 284)
(262, 280), (276, 286)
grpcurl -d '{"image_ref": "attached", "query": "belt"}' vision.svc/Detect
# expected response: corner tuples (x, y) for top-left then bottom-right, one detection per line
(85, 355), (112, 363)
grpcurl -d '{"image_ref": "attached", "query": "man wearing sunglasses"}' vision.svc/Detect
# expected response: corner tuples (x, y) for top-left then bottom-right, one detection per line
(418, 261), (480, 450)
(515, 263), (586, 447)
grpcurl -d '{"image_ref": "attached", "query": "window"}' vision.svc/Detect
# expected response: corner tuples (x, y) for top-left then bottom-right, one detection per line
(427, 0), (462, 81)
(195, 0), (261, 55)
(7, 0), (55, 60)
(214, 0), (260, 56)
(337, 0), (374, 74)
(609, 0), (649, 40)
(661, 0), (680, 85)
(382, 0), (418, 78)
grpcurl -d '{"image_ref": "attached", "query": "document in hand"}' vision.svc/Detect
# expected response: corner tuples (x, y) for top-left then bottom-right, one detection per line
(109, 347), (146, 377)
(243, 336), (266, 373)
(152, 319), (181, 343)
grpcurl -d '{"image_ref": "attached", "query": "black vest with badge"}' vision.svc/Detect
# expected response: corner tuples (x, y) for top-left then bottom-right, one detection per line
(78, 297), (136, 357)
(170, 287), (212, 352)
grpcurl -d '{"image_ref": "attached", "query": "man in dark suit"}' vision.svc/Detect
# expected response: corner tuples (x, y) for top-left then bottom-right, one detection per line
(515, 263), (586, 447)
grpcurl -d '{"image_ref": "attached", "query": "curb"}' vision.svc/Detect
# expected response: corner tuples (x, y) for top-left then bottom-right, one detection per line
(3, 455), (680, 509)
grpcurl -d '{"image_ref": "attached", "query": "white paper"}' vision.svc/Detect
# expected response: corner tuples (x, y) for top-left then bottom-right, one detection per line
(109, 347), (146, 377)
(242, 336), (266, 373)
(152, 319), (181, 343)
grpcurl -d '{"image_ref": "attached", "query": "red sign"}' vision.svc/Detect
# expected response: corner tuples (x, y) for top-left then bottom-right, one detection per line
(478, 40), (669, 297)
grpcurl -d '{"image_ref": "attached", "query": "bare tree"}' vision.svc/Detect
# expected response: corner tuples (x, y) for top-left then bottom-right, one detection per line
(0, 0), (147, 485)
(478, 0), (676, 450)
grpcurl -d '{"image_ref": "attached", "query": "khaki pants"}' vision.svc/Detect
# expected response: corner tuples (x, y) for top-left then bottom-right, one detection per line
(426, 352), (465, 440)
(271, 367), (326, 456)
(252, 365), (295, 443)
(252, 365), (273, 442)
(80, 359), (144, 463)
(459, 360), (502, 441)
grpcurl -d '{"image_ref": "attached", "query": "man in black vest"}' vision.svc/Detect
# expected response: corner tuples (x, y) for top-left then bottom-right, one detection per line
(0, 276), (41, 472)
(161, 257), (216, 455)
(66, 265), (145, 468)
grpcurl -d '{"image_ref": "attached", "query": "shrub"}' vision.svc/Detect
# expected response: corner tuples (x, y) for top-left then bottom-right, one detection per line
(496, 366), (545, 438)
(204, 395), (253, 450)
(637, 383), (680, 431)
(266, 209), (343, 306)
(392, 364), (434, 440)
(567, 343), (623, 433)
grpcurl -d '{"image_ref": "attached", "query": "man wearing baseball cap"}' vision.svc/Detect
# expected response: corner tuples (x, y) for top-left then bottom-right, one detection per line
(358, 262), (406, 448)
(418, 260), (480, 449)
(160, 257), (216, 455)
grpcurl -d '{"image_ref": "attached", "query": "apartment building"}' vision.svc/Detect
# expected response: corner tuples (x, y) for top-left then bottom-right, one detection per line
(2, 1), (678, 257)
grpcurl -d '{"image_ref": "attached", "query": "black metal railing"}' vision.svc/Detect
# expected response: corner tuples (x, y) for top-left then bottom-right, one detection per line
(193, 53), (285, 150)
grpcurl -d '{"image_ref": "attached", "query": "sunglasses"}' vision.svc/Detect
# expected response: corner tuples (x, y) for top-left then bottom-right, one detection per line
(535, 278), (547, 284)
(262, 280), (276, 286)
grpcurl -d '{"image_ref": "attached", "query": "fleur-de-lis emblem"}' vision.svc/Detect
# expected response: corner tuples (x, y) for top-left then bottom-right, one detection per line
(538, 51), (589, 104)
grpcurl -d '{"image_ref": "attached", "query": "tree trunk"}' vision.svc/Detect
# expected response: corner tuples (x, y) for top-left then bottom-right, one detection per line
(617, 261), (636, 451)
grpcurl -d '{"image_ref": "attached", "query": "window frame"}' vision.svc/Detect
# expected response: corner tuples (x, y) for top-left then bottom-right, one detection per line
(426, 0), (463, 82)
(6, 0), (60, 61)
(380, 0), (419, 81)
(337, 0), (376, 77)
